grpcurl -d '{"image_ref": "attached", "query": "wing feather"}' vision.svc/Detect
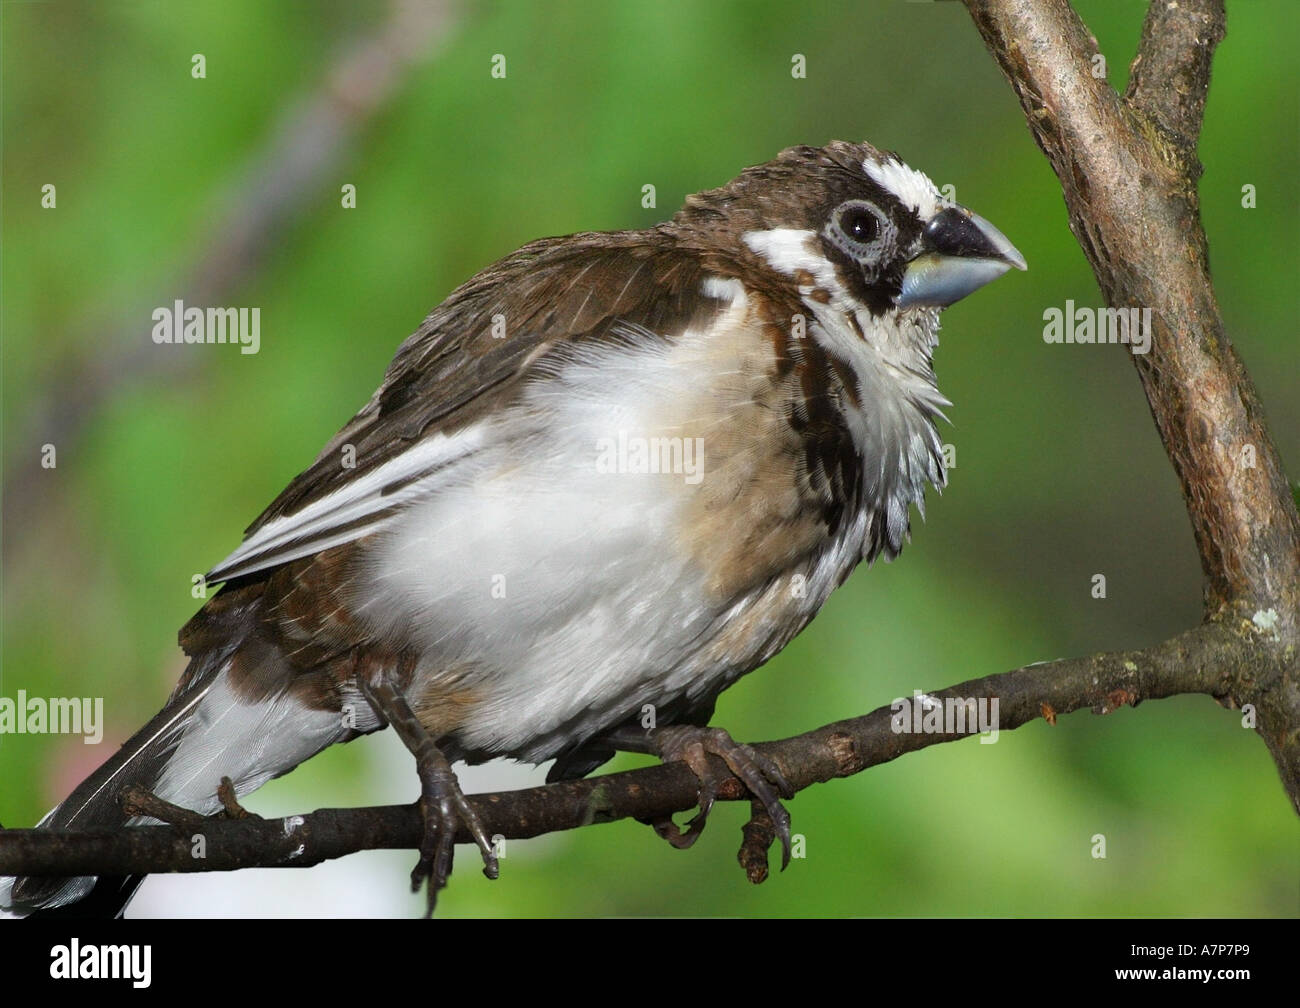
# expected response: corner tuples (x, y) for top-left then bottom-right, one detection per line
(207, 230), (727, 583)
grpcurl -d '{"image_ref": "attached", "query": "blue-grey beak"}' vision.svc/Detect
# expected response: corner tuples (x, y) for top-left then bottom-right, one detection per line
(897, 206), (1027, 308)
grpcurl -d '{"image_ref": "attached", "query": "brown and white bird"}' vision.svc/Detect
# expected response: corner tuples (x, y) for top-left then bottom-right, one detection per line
(5, 140), (1024, 917)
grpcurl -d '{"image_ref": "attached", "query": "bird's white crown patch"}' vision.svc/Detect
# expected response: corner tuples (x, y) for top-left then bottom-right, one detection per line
(862, 156), (943, 221)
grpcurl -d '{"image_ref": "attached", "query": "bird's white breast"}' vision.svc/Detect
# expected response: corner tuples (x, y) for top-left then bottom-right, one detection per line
(354, 287), (860, 762)
(744, 226), (950, 554)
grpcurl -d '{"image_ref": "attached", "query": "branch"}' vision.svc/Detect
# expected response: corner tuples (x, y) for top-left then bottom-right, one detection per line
(0, 623), (1277, 879)
(962, 0), (1299, 801)
(1128, 0), (1221, 144)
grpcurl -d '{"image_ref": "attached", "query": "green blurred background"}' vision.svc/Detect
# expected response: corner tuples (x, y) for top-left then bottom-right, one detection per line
(3, 0), (1297, 917)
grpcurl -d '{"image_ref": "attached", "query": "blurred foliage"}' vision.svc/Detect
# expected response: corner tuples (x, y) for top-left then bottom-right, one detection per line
(2, 0), (1297, 917)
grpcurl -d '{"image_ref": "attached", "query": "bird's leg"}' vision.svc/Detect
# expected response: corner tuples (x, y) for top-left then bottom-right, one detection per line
(604, 723), (795, 868)
(355, 660), (499, 915)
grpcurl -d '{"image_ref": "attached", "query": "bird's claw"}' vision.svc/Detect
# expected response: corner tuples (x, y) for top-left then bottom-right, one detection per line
(653, 725), (794, 869)
(410, 766), (499, 917)
(355, 666), (498, 917)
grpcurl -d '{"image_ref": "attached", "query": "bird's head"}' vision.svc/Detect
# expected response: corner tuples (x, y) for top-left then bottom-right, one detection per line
(673, 139), (1026, 321)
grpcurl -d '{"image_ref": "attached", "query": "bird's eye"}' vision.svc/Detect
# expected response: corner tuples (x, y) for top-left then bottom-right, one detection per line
(841, 207), (879, 244)
(825, 200), (896, 269)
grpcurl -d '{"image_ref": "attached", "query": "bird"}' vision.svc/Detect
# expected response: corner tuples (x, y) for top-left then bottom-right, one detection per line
(4, 139), (1025, 917)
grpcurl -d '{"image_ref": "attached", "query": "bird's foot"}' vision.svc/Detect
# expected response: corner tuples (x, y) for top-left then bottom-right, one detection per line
(356, 666), (498, 916)
(216, 776), (260, 820)
(408, 750), (499, 916)
(647, 725), (795, 868)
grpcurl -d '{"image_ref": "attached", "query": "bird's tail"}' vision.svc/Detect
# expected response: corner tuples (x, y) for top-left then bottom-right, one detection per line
(3, 582), (362, 918)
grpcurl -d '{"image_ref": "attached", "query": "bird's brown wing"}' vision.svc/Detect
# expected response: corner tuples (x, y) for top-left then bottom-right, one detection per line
(207, 229), (725, 582)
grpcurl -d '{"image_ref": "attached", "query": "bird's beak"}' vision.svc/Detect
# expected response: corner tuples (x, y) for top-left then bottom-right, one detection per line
(897, 206), (1027, 308)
